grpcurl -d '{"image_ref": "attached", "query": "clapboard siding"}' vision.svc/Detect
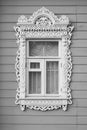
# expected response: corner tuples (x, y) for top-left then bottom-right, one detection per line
(1, 107), (87, 116)
(0, 125), (78, 130)
(1, 47), (87, 56)
(0, 0), (87, 130)
(1, 64), (87, 73)
(0, 82), (87, 91)
(1, 73), (87, 82)
(0, 6), (76, 14)
(1, 89), (87, 98)
(1, 56), (87, 64)
(1, 40), (87, 48)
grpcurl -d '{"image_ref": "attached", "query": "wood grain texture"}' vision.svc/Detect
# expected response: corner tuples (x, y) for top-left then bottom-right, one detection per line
(0, 125), (77, 130)
(0, 0), (87, 130)
(1, 73), (87, 82)
(0, 64), (87, 73)
(0, 107), (87, 116)
(1, 39), (87, 48)
(0, 6), (76, 14)
(0, 0), (77, 6)
(0, 82), (87, 91)
(0, 116), (78, 124)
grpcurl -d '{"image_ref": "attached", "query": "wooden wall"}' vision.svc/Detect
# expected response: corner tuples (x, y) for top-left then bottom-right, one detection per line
(0, 0), (87, 130)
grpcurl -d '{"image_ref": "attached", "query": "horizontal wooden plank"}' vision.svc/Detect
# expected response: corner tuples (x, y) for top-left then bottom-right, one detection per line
(71, 48), (87, 56)
(0, 115), (77, 124)
(0, 98), (16, 106)
(74, 32), (87, 39)
(76, 0), (87, 5)
(1, 73), (87, 82)
(0, 73), (16, 82)
(0, 32), (16, 40)
(73, 65), (87, 73)
(71, 82), (87, 90)
(0, 48), (17, 56)
(78, 126), (87, 130)
(0, 115), (87, 125)
(0, 55), (87, 65)
(71, 40), (87, 47)
(0, 64), (87, 73)
(0, 65), (15, 72)
(72, 91), (87, 98)
(0, 40), (17, 48)
(0, 15), (18, 22)
(0, 89), (87, 98)
(0, 14), (76, 23)
(0, 56), (87, 65)
(73, 57), (87, 64)
(0, 124), (77, 130)
(0, 82), (17, 90)
(0, 6), (76, 14)
(0, 39), (87, 48)
(0, 107), (77, 116)
(78, 117), (87, 124)
(77, 23), (87, 31)
(77, 15), (87, 22)
(0, 23), (15, 31)
(0, 56), (15, 64)
(77, 6), (87, 14)
(0, 90), (16, 97)
(0, 107), (87, 116)
(0, 0), (77, 6)
(72, 74), (87, 81)
(0, 81), (87, 91)
(1, 47), (87, 56)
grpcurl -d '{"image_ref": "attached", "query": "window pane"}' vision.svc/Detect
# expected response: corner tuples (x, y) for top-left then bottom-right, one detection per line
(29, 41), (58, 56)
(29, 41), (43, 56)
(46, 61), (58, 94)
(29, 72), (41, 94)
(45, 42), (58, 56)
(30, 62), (40, 69)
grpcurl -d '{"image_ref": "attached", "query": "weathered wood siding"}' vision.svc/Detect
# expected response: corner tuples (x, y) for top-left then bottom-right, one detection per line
(0, 0), (87, 130)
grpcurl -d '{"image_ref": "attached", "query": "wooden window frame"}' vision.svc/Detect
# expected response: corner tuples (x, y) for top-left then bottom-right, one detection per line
(14, 7), (74, 111)
(27, 39), (61, 98)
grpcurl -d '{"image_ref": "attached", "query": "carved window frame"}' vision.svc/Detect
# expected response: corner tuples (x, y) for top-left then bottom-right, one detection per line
(14, 7), (74, 111)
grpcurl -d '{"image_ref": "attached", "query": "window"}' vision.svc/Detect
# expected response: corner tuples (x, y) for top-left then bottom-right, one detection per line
(26, 40), (61, 97)
(15, 7), (74, 111)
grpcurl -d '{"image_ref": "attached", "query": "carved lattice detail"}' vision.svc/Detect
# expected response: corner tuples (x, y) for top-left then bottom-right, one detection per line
(14, 7), (74, 111)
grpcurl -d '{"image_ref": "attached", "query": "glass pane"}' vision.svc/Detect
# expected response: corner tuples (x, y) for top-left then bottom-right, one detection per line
(30, 62), (40, 69)
(45, 42), (58, 56)
(29, 72), (41, 94)
(46, 61), (58, 94)
(29, 41), (58, 56)
(29, 41), (44, 56)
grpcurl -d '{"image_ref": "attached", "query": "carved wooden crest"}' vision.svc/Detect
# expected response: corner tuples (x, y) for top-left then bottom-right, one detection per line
(14, 7), (74, 111)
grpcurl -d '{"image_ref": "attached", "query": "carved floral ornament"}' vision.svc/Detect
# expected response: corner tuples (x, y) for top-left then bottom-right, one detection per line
(14, 7), (74, 111)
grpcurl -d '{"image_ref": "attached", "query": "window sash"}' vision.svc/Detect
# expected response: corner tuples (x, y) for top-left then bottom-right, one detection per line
(27, 59), (61, 96)
(27, 40), (62, 59)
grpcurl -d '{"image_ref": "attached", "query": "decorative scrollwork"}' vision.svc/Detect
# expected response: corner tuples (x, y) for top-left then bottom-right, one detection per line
(14, 7), (74, 111)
